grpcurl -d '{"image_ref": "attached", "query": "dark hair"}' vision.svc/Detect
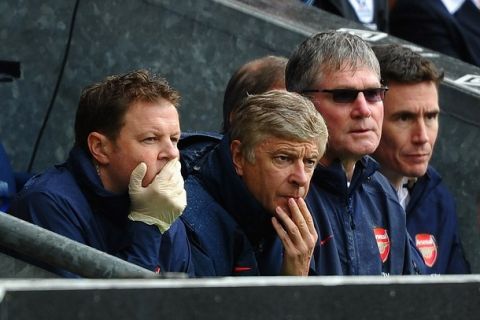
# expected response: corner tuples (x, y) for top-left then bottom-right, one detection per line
(222, 55), (287, 133)
(371, 44), (444, 86)
(74, 69), (180, 153)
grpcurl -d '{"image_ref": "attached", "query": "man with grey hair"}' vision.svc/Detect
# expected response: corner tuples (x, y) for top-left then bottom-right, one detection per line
(181, 90), (329, 276)
(286, 30), (424, 275)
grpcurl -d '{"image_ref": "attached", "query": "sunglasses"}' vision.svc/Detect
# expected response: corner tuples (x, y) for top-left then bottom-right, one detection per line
(302, 87), (388, 103)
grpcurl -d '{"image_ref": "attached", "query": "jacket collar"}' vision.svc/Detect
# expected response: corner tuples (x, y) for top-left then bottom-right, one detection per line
(312, 156), (379, 195)
(199, 136), (276, 245)
(67, 147), (131, 223)
(407, 165), (442, 212)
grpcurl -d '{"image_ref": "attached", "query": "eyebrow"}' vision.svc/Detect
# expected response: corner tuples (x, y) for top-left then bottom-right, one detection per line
(389, 109), (440, 121)
(267, 148), (320, 159)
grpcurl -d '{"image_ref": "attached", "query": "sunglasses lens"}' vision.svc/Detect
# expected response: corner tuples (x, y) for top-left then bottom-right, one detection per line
(332, 90), (358, 103)
(363, 89), (384, 102)
(307, 87), (388, 103)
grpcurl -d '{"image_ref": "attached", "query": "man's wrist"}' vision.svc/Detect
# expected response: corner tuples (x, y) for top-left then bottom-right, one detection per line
(128, 211), (172, 233)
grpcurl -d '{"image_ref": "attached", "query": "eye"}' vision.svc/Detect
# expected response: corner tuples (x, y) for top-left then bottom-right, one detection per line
(304, 158), (317, 169)
(171, 136), (180, 146)
(395, 112), (414, 123)
(273, 155), (291, 166)
(142, 136), (157, 144)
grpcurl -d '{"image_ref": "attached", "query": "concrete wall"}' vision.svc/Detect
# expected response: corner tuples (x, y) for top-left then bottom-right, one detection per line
(1, 276), (479, 320)
(1, 0), (479, 271)
(0, 0), (303, 173)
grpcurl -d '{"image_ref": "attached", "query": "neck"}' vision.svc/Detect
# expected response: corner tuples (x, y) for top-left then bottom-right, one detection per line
(320, 153), (359, 182)
(340, 159), (357, 182)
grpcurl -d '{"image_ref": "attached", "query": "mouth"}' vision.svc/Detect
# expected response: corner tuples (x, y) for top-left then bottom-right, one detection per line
(279, 194), (302, 201)
(404, 153), (430, 163)
(350, 127), (372, 134)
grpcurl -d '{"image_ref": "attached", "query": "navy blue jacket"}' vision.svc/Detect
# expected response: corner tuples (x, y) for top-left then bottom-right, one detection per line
(304, 0), (389, 31)
(406, 166), (470, 274)
(390, 0), (480, 67)
(8, 147), (193, 277)
(182, 136), (289, 276)
(306, 157), (425, 275)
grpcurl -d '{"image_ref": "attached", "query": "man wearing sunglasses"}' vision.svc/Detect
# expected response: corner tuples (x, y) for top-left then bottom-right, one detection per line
(286, 31), (424, 275)
(371, 44), (470, 274)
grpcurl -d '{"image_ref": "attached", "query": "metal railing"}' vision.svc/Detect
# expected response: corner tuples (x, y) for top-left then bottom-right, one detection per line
(0, 212), (165, 279)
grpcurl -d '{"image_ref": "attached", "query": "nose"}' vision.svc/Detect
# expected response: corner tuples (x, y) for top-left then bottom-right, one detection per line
(412, 120), (429, 144)
(351, 92), (373, 119)
(158, 140), (179, 161)
(289, 161), (309, 188)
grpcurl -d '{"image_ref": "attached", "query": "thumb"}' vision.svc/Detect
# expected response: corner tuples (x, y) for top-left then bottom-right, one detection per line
(129, 162), (147, 191)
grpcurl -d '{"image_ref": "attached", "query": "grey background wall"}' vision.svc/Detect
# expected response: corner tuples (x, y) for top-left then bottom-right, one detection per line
(1, 0), (479, 272)
(0, 0), (303, 173)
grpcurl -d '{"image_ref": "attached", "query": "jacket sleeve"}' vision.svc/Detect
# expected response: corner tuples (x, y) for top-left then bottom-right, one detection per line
(8, 190), (92, 277)
(119, 220), (194, 275)
(9, 191), (190, 277)
(446, 232), (471, 274)
(156, 219), (195, 276)
(119, 220), (163, 272)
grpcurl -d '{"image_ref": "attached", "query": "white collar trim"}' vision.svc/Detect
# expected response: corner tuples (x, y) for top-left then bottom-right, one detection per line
(441, 0), (466, 14)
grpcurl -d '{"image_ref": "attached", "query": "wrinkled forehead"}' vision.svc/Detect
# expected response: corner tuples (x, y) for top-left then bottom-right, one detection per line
(312, 66), (381, 89)
(256, 134), (321, 154)
(319, 59), (380, 81)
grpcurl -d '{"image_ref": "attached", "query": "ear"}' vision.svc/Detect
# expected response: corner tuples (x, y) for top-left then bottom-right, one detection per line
(230, 140), (245, 176)
(87, 132), (112, 165)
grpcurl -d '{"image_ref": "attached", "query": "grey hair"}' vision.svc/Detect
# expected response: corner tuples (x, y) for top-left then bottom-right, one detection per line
(285, 30), (381, 92)
(229, 90), (328, 163)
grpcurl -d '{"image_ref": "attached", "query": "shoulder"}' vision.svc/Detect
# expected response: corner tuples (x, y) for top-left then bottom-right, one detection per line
(417, 166), (456, 211)
(179, 131), (222, 178)
(9, 166), (89, 224)
(181, 176), (253, 276)
(183, 176), (238, 232)
(359, 165), (404, 213)
(425, 166), (455, 201)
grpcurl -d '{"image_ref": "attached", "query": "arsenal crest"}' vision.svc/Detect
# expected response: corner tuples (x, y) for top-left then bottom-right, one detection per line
(374, 227), (390, 263)
(415, 233), (438, 267)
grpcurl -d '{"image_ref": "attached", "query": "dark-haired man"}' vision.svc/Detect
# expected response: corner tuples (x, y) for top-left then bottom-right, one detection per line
(9, 70), (193, 277)
(372, 44), (470, 274)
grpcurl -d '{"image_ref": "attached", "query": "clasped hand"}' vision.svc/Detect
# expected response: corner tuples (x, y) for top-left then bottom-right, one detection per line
(272, 198), (318, 276)
(128, 159), (187, 233)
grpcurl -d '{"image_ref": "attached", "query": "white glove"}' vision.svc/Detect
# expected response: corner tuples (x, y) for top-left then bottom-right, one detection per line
(128, 159), (187, 233)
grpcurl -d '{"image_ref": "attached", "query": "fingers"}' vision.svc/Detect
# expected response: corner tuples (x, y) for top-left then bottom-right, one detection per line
(271, 215), (292, 248)
(273, 204), (303, 252)
(129, 162), (147, 190)
(294, 198), (318, 241)
(273, 203), (314, 276)
(278, 198), (317, 243)
(273, 198), (318, 256)
(157, 158), (180, 181)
